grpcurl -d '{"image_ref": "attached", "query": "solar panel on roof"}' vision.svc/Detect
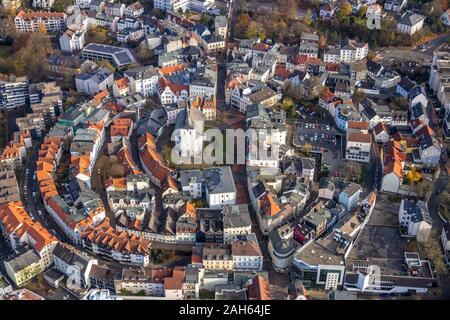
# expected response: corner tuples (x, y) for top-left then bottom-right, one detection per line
(115, 52), (132, 65)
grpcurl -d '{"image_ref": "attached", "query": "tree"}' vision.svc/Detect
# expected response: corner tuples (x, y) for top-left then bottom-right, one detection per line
(420, 230), (447, 274)
(52, 0), (74, 12)
(85, 27), (114, 45)
(369, 36), (377, 50)
(277, 0), (297, 20)
(358, 5), (368, 18)
(438, 191), (450, 207)
(235, 13), (252, 38)
(319, 34), (327, 48)
(38, 22), (47, 34)
(135, 43), (156, 65)
(303, 9), (313, 27)
(406, 167), (422, 184)
(200, 13), (214, 28)
(417, 179), (432, 199)
(97, 60), (115, 72)
(389, 96), (408, 111)
(8, 32), (53, 82)
(151, 8), (164, 19)
(302, 143), (312, 155)
(341, 2), (353, 17)
(246, 21), (266, 40)
(343, 162), (363, 182)
(282, 97), (295, 118)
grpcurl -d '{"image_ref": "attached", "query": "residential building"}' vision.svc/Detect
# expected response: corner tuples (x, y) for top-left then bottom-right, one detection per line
(320, 3), (336, 20)
(14, 10), (66, 33)
(397, 12), (425, 35)
(338, 183), (362, 211)
(32, 0), (54, 9)
(4, 250), (45, 287)
(440, 225), (450, 266)
(124, 66), (159, 96)
(0, 76), (29, 110)
(381, 140), (406, 193)
(52, 243), (98, 288)
(203, 167), (237, 209)
(59, 27), (86, 53)
(399, 199), (432, 242)
(201, 245), (234, 271)
(75, 68), (114, 96)
(231, 236), (263, 271)
(222, 204), (252, 243)
(345, 132), (372, 163)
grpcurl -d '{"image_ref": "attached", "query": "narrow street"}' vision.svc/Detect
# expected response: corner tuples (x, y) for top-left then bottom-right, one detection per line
(20, 141), (71, 243)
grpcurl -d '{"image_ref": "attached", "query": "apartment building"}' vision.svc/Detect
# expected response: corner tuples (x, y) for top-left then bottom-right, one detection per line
(32, 0), (54, 9)
(14, 10), (67, 33)
(59, 27), (86, 53)
(0, 76), (29, 110)
(124, 65), (159, 96)
(345, 132), (372, 163)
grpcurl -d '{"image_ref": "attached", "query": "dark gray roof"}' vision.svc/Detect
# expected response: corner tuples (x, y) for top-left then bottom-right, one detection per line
(6, 249), (41, 273)
(202, 34), (224, 44)
(411, 103), (425, 119)
(203, 166), (237, 195)
(399, 12), (425, 27)
(44, 268), (65, 281)
(215, 284), (247, 300)
(397, 77), (415, 92)
(342, 183), (361, 198)
(124, 65), (158, 80)
(366, 60), (383, 75)
(222, 204), (251, 229)
(179, 169), (203, 187)
(360, 98), (377, 120)
(175, 107), (205, 132)
(52, 243), (93, 275)
(268, 225), (297, 256)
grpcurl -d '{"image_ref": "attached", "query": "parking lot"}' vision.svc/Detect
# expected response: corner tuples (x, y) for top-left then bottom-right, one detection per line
(292, 108), (347, 176)
(294, 121), (336, 147)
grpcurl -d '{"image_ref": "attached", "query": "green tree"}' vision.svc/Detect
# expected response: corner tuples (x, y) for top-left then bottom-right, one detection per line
(358, 5), (368, 18)
(246, 21), (266, 40)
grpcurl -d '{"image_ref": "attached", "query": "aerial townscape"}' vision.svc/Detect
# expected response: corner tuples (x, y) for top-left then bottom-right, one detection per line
(0, 0), (449, 303)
